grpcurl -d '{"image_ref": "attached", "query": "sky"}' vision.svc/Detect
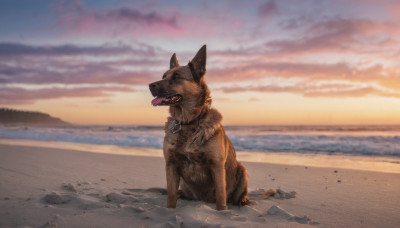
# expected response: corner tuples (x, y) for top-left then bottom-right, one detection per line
(1, 0), (400, 125)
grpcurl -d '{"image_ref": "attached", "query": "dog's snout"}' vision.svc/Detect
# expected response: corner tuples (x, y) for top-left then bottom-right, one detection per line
(149, 83), (157, 89)
(149, 82), (161, 96)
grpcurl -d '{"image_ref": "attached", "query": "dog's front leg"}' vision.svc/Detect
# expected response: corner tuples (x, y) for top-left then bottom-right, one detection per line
(165, 162), (180, 208)
(211, 163), (227, 210)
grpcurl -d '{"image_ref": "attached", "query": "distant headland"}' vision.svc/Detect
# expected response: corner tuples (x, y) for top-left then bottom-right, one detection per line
(0, 108), (69, 126)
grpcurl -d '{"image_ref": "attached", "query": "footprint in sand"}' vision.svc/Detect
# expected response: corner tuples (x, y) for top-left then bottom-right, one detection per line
(43, 192), (74, 204)
(61, 183), (77, 193)
(39, 215), (60, 228)
(42, 187), (106, 210)
(249, 188), (297, 200)
(105, 192), (139, 204)
(266, 205), (319, 225)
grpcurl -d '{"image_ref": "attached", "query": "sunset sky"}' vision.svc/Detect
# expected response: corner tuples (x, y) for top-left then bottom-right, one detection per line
(1, 0), (400, 125)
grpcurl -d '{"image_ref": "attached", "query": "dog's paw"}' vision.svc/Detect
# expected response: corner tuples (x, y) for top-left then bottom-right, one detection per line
(216, 205), (228, 210)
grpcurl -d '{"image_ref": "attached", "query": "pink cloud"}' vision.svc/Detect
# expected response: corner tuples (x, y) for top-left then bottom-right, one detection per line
(0, 61), (158, 85)
(0, 42), (164, 85)
(54, 0), (184, 38)
(258, 0), (279, 19)
(211, 17), (399, 61)
(263, 18), (400, 57)
(206, 60), (400, 97)
(208, 62), (384, 81)
(2, 41), (399, 99)
(0, 86), (134, 105)
(53, 1), (243, 38)
(218, 82), (400, 98)
(387, 1), (400, 19)
(0, 42), (156, 56)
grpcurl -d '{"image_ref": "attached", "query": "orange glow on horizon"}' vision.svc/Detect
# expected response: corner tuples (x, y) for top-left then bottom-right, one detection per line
(10, 91), (400, 125)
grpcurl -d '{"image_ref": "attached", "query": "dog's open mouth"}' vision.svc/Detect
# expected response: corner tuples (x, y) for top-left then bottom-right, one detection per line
(151, 94), (183, 106)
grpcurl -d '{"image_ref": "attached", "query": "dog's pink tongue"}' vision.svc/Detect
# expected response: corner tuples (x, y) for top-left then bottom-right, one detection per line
(151, 97), (164, 106)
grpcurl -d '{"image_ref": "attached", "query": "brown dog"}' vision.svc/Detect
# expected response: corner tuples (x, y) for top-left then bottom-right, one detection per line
(149, 45), (251, 210)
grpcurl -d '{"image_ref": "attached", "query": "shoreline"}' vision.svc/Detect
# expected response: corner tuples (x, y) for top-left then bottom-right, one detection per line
(1, 137), (399, 174)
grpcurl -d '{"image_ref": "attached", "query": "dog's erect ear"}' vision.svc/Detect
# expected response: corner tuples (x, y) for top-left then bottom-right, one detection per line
(170, 53), (179, 69)
(189, 45), (206, 82)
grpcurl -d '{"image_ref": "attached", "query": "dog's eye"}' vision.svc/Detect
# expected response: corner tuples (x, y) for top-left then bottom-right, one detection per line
(162, 74), (167, 79)
(172, 74), (182, 80)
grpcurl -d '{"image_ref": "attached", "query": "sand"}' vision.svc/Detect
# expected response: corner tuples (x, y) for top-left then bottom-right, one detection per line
(1, 140), (400, 227)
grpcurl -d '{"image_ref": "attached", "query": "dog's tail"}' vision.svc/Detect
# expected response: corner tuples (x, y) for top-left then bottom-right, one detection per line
(240, 195), (256, 206)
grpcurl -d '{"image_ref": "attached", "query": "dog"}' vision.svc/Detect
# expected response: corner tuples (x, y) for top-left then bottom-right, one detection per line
(149, 45), (251, 210)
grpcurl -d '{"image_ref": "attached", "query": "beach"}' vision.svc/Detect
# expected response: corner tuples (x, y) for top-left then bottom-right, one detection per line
(2, 0), (400, 227)
(1, 139), (399, 228)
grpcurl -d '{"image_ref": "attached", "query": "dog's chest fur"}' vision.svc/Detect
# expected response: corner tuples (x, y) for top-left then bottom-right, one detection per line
(163, 109), (223, 186)
(164, 124), (213, 186)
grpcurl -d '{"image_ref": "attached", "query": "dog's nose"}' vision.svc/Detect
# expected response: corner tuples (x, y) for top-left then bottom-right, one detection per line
(149, 83), (157, 90)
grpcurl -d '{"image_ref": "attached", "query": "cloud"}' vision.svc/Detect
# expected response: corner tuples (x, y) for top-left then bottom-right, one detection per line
(218, 82), (400, 98)
(212, 16), (399, 61)
(208, 61), (395, 83)
(0, 42), (157, 56)
(55, 1), (182, 37)
(0, 86), (134, 105)
(387, 1), (400, 19)
(2, 41), (397, 94)
(95, 8), (178, 27)
(265, 17), (399, 57)
(52, 0), (244, 38)
(203, 16), (400, 99)
(56, 0), (179, 30)
(258, 1), (279, 19)
(0, 42), (164, 85)
(53, 0), (83, 12)
(0, 62), (157, 85)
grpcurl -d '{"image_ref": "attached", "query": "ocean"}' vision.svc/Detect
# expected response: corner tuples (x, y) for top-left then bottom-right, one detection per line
(1, 125), (399, 157)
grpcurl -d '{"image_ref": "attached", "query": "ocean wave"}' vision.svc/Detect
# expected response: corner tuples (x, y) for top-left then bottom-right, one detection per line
(228, 133), (400, 156)
(0, 125), (399, 157)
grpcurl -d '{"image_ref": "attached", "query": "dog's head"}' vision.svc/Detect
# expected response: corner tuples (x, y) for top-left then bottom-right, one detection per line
(149, 45), (208, 107)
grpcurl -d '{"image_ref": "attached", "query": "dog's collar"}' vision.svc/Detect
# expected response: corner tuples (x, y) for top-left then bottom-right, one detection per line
(168, 109), (207, 134)
(182, 110), (206, 125)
